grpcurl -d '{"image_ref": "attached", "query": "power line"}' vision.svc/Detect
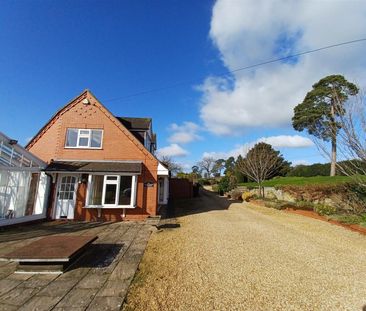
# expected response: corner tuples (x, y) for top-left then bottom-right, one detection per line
(103, 38), (366, 103)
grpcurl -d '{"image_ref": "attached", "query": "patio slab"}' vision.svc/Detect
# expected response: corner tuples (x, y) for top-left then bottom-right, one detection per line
(0, 221), (154, 310)
(3, 236), (98, 273)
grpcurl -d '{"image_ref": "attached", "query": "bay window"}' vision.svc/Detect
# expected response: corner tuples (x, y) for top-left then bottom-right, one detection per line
(65, 129), (103, 149)
(86, 175), (137, 208)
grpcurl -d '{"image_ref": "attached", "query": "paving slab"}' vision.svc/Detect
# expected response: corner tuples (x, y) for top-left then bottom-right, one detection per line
(0, 303), (18, 311)
(37, 278), (79, 297)
(76, 273), (109, 289)
(87, 296), (124, 311)
(95, 280), (130, 298)
(0, 221), (152, 310)
(0, 287), (40, 306)
(17, 295), (63, 311)
(55, 288), (98, 308)
(18, 274), (59, 289)
(0, 279), (22, 296)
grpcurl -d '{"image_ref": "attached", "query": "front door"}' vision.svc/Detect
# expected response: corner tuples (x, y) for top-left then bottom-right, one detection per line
(56, 175), (78, 219)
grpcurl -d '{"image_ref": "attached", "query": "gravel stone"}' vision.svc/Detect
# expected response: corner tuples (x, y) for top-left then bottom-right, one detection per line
(123, 191), (366, 311)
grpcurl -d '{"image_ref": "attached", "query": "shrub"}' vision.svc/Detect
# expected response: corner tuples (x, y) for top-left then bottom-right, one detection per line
(242, 191), (253, 202)
(198, 178), (211, 185)
(277, 183), (365, 214)
(264, 200), (288, 210)
(329, 214), (364, 225)
(229, 189), (243, 200)
(218, 176), (236, 193)
(314, 204), (337, 216)
(294, 200), (314, 211)
(212, 184), (219, 193)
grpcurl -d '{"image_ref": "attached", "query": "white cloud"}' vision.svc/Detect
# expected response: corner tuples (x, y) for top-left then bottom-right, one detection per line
(257, 135), (313, 148)
(156, 143), (189, 157)
(203, 144), (245, 160)
(200, 0), (366, 135)
(202, 134), (313, 159)
(168, 122), (202, 144)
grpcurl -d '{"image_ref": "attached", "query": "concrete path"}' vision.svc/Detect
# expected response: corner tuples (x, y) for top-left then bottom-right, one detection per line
(124, 190), (366, 311)
(0, 221), (154, 311)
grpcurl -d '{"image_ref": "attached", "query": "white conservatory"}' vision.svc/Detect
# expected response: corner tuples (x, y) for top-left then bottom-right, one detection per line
(0, 132), (50, 227)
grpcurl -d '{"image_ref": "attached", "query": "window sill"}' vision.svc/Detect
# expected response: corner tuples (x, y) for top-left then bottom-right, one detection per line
(84, 205), (136, 209)
(64, 147), (103, 150)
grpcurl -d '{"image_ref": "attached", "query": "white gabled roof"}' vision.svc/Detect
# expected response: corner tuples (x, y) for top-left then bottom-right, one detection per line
(157, 162), (169, 176)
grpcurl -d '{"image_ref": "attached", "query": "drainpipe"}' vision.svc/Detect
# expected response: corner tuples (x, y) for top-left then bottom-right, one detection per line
(122, 208), (126, 218)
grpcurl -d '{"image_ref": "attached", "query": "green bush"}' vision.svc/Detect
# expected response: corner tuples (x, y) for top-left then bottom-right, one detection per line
(198, 178), (211, 185)
(329, 214), (364, 225)
(218, 175), (237, 193)
(212, 184), (219, 193)
(314, 204), (337, 216)
(294, 200), (314, 211)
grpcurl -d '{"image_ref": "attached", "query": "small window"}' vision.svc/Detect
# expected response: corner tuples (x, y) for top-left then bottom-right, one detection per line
(65, 129), (103, 149)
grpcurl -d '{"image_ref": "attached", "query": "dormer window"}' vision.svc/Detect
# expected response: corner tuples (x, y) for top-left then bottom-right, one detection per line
(65, 128), (103, 149)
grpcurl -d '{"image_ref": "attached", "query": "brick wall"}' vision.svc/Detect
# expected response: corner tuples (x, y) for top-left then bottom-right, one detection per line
(27, 91), (159, 220)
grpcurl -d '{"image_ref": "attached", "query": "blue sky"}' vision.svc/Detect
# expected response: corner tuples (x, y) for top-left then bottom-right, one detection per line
(1, 0), (366, 170)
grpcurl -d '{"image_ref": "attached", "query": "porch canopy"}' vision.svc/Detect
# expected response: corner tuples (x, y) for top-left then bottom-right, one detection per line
(45, 160), (142, 174)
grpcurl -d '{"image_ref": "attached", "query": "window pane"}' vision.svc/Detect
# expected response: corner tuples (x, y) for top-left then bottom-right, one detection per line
(91, 130), (102, 148)
(66, 129), (78, 147)
(80, 130), (89, 135)
(78, 137), (89, 147)
(118, 176), (132, 205)
(89, 175), (103, 205)
(106, 176), (117, 181)
(105, 184), (117, 204)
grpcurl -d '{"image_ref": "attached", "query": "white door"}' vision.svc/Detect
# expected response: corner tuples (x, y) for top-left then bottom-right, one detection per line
(56, 175), (78, 219)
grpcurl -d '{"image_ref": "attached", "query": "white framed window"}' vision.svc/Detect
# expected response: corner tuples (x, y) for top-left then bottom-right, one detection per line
(65, 129), (103, 149)
(86, 174), (137, 208)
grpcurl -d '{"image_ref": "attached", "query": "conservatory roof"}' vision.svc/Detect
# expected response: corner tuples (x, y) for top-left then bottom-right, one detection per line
(0, 132), (46, 169)
(45, 160), (142, 174)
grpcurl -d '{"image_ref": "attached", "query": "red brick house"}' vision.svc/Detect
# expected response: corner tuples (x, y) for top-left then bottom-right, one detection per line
(26, 90), (169, 221)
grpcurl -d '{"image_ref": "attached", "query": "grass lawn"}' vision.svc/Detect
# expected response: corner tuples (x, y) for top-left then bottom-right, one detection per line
(239, 175), (356, 187)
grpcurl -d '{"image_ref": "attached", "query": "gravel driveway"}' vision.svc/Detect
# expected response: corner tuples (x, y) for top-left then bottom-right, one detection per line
(123, 190), (366, 311)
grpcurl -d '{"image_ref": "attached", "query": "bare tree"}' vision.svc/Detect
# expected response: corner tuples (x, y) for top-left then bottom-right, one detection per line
(237, 142), (288, 197)
(158, 155), (182, 175)
(197, 156), (216, 178)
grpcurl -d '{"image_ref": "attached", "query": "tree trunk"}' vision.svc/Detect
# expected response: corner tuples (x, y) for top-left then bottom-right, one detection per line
(330, 100), (337, 177)
(330, 135), (337, 176)
(258, 182), (264, 198)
